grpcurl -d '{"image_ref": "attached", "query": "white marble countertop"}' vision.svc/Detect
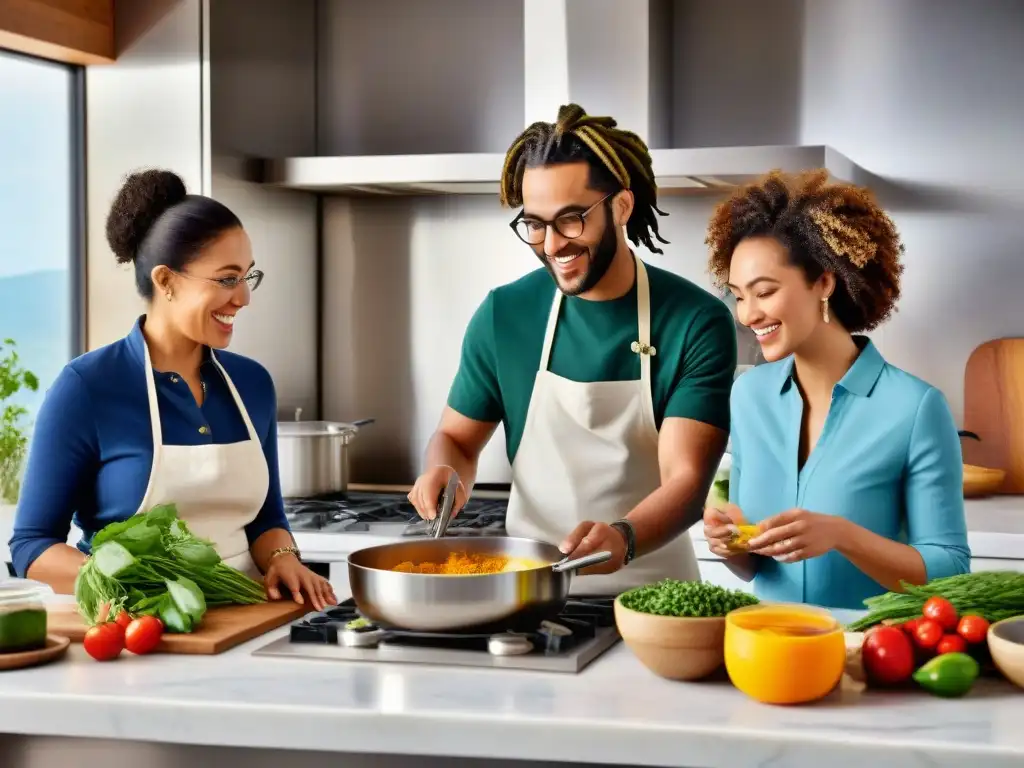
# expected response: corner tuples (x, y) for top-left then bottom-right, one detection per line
(2, 599), (1024, 767)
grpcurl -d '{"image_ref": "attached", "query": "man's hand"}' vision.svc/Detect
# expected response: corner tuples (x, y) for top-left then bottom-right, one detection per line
(408, 465), (468, 520)
(558, 521), (627, 575)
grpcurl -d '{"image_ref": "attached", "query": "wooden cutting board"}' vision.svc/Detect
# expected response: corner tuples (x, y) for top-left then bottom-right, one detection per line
(963, 338), (1024, 494)
(46, 601), (308, 655)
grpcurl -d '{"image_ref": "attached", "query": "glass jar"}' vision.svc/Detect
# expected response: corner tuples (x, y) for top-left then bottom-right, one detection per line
(0, 578), (49, 653)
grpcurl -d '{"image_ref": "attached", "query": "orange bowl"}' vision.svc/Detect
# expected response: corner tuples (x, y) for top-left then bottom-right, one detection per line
(724, 603), (846, 705)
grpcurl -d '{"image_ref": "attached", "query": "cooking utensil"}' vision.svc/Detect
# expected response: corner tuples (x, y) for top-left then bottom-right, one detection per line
(276, 408), (374, 498)
(347, 536), (613, 633)
(963, 339), (1024, 493)
(428, 471), (460, 538)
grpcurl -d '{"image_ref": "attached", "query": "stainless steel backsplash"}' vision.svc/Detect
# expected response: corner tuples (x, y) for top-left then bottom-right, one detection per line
(319, 193), (743, 486)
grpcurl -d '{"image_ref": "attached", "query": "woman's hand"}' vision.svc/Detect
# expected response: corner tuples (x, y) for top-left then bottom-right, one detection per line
(264, 554), (336, 611)
(747, 508), (847, 563)
(703, 503), (746, 558)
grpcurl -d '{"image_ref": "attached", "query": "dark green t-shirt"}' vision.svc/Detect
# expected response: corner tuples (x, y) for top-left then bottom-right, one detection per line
(447, 260), (737, 465)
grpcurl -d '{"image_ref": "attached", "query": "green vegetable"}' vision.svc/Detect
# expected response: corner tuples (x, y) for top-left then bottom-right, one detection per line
(74, 504), (267, 632)
(619, 579), (759, 618)
(847, 571), (1024, 632)
(913, 652), (979, 698)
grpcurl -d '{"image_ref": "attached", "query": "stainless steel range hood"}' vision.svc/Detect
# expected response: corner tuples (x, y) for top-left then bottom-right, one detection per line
(259, 0), (867, 198)
(260, 144), (863, 196)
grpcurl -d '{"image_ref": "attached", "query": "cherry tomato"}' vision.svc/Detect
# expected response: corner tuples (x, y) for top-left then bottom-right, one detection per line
(83, 622), (125, 661)
(912, 618), (944, 650)
(124, 616), (164, 655)
(936, 633), (968, 655)
(861, 625), (915, 686)
(114, 610), (133, 631)
(901, 618), (922, 636)
(957, 615), (990, 645)
(922, 597), (958, 631)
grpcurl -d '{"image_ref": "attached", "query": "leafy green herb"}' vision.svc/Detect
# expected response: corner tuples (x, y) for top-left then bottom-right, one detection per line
(74, 504), (266, 631)
(619, 579), (759, 618)
(847, 571), (1024, 632)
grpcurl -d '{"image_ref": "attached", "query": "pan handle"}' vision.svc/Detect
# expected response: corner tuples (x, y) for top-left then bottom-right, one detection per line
(551, 550), (613, 574)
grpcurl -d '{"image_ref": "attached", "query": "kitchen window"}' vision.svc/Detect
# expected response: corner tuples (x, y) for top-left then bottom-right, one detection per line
(0, 49), (85, 511)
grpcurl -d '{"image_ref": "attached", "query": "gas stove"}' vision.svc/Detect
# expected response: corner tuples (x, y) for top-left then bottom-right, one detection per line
(284, 489), (507, 537)
(253, 596), (621, 673)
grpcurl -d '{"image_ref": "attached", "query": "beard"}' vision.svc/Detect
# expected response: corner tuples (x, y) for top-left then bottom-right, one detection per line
(537, 215), (618, 297)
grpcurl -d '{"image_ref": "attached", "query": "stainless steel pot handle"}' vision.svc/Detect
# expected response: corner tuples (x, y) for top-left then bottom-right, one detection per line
(551, 550), (613, 574)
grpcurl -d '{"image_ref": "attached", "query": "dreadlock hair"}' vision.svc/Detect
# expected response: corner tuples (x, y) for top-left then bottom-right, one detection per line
(706, 169), (905, 333)
(499, 103), (670, 255)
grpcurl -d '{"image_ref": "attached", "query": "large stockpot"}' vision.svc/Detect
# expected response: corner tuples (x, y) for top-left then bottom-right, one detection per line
(276, 410), (374, 498)
(348, 536), (612, 633)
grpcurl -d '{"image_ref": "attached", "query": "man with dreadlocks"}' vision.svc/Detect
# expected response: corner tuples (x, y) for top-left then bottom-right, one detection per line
(407, 104), (736, 593)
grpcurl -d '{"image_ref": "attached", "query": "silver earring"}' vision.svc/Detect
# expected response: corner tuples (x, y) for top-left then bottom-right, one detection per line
(822, 297), (830, 324)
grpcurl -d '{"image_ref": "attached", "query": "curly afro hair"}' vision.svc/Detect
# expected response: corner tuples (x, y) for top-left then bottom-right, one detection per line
(706, 169), (904, 333)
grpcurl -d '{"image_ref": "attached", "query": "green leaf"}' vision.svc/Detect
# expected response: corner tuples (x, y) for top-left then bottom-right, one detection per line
(113, 520), (163, 556)
(172, 540), (221, 567)
(92, 541), (137, 578)
(145, 504), (179, 530)
(91, 516), (149, 550)
(166, 576), (207, 624)
(158, 594), (194, 633)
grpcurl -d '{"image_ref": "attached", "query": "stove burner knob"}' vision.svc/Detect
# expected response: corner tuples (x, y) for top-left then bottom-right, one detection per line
(488, 633), (534, 656)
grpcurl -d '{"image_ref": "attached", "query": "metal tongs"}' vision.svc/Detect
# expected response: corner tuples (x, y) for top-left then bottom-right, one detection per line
(428, 470), (461, 538)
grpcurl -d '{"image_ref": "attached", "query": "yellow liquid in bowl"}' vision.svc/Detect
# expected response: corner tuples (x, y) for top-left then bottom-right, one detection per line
(724, 604), (846, 704)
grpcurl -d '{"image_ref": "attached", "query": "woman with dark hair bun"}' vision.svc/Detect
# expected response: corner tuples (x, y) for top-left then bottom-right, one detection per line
(701, 169), (970, 609)
(9, 169), (334, 609)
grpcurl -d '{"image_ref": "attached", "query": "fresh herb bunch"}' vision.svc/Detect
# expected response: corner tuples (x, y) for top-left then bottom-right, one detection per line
(847, 571), (1024, 632)
(74, 504), (266, 633)
(619, 579), (759, 618)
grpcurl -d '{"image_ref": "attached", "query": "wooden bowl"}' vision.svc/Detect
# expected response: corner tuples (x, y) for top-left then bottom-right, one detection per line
(963, 464), (1006, 497)
(987, 616), (1024, 689)
(613, 596), (725, 681)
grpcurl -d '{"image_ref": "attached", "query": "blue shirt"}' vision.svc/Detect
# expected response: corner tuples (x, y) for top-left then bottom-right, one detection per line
(729, 337), (970, 609)
(8, 317), (289, 577)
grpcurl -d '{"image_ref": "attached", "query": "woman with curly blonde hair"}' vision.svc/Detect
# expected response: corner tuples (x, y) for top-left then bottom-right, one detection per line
(702, 169), (969, 609)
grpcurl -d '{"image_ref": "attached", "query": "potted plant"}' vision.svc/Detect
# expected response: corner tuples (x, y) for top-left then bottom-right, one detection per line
(0, 338), (39, 507)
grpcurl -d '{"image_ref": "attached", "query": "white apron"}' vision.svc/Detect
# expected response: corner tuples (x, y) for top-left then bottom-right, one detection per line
(136, 340), (269, 579)
(504, 255), (701, 595)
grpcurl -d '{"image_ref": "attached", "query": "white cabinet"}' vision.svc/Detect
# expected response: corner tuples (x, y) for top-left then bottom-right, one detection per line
(971, 558), (1024, 573)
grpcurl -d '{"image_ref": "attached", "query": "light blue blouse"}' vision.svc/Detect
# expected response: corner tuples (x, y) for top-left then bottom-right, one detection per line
(728, 337), (970, 609)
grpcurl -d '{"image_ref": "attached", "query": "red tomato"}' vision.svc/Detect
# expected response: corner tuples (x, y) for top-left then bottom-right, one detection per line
(861, 625), (915, 686)
(912, 618), (944, 650)
(114, 611), (133, 630)
(936, 634), (968, 655)
(900, 618), (922, 636)
(124, 616), (164, 655)
(957, 615), (990, 645)
(922, 596), (958, 631)
(83, 622), (125, 661)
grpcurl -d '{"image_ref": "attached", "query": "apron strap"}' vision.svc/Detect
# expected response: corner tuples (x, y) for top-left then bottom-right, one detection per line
(210, 351), (261, 443)
(141, 339), (165, 446)
(635, 256), (653, 388)
(538, 288), (563, 372)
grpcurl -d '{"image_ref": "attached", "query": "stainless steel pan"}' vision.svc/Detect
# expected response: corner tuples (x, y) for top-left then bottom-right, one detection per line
(347, 536), (612, 633)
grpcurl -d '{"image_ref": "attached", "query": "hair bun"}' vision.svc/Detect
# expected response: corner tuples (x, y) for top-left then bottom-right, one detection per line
(106, 169), (188, 265)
